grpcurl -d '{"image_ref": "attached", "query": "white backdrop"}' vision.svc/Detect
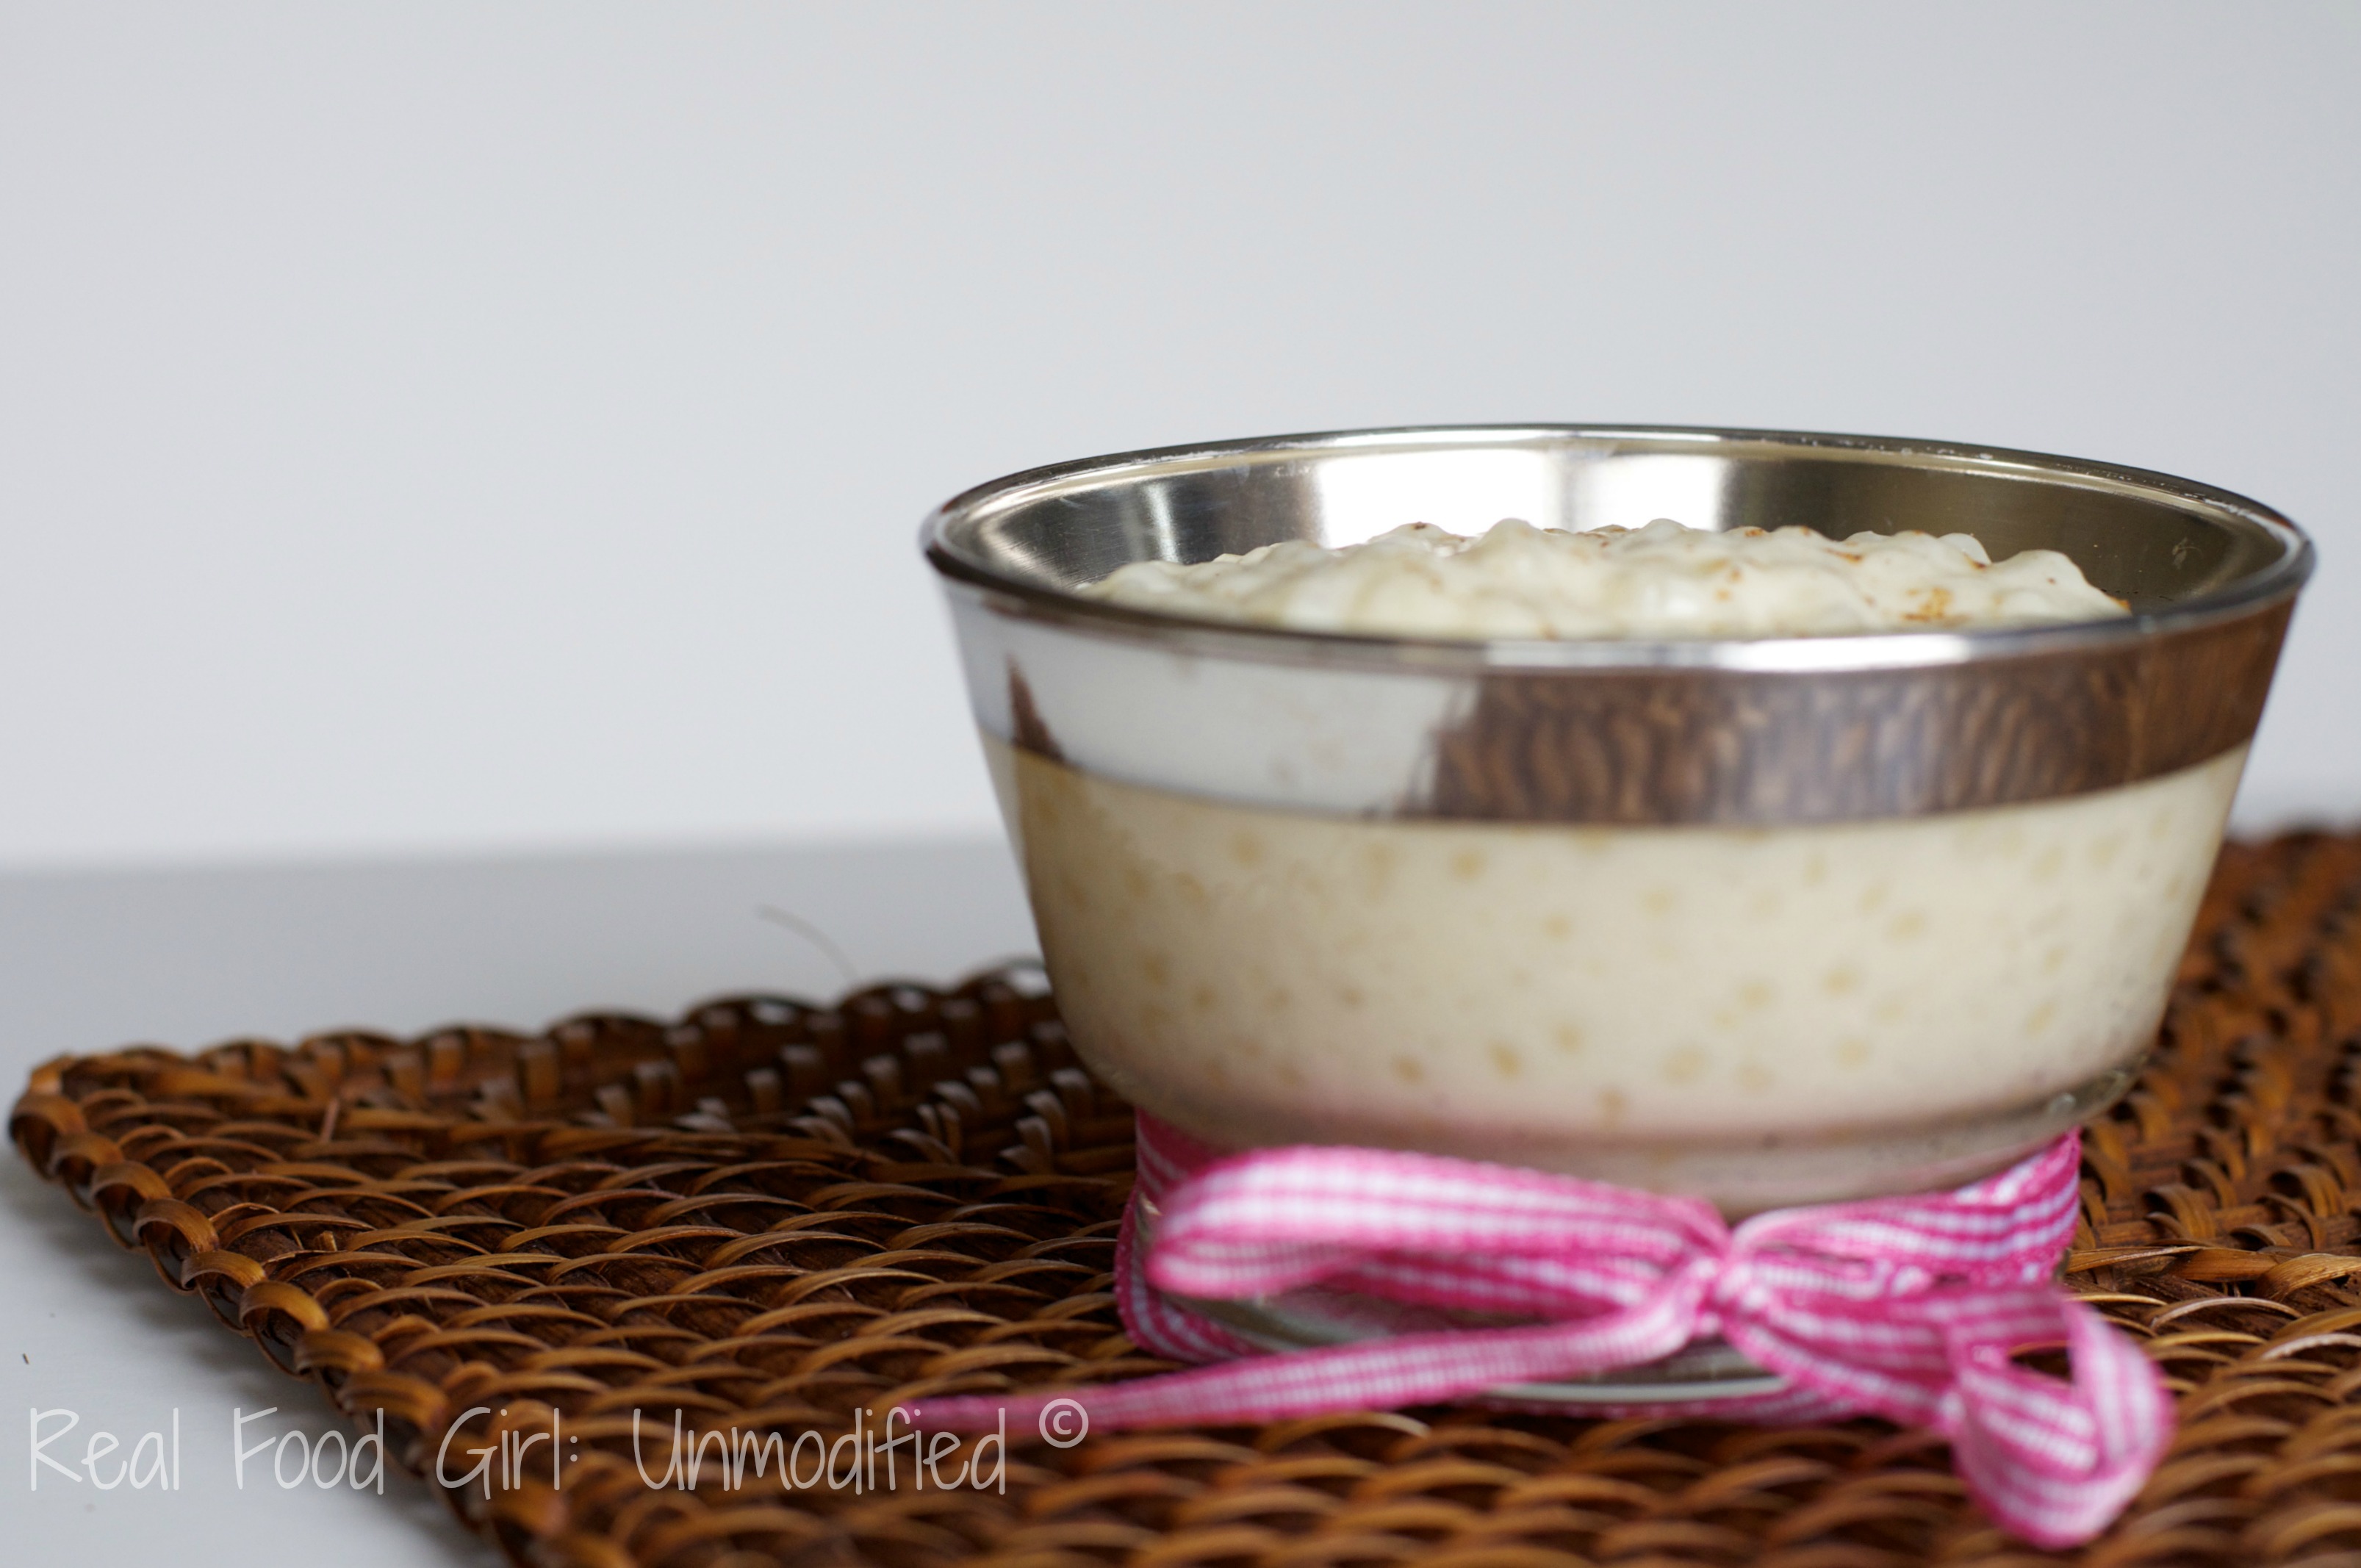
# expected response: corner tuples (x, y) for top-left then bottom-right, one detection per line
(2, 2), (2354, 870)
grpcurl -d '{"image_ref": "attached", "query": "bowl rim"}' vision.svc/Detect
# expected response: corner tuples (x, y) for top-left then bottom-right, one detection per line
(921, 424), (2314, 675)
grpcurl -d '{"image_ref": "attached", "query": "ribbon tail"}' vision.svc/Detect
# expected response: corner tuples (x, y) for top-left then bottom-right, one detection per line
(909, 1296), (1701, 1434)
(1941, 1297), (2174, 1549)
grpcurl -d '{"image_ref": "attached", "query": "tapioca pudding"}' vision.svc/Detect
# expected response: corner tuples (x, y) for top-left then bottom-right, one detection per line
(1082, 517), (2127, 638)
(928, 431), (2307, 1210)
(991, 735), (2242, 1204)
(993, 519), (2217, 1206)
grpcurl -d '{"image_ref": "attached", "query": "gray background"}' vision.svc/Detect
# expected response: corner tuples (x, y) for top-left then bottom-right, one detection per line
(1, 4), (2356, 1563)
(1, 1), (2355, 871)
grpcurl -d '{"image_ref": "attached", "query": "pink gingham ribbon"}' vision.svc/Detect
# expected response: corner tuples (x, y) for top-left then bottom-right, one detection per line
(911, 1115), (2170, 1548)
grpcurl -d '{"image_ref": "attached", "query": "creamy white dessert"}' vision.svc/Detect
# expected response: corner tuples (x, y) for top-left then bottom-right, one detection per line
(1082, 518), (2127, 639)
(997, 520), (2221, 1207)
(993, 738), (2240, 1199)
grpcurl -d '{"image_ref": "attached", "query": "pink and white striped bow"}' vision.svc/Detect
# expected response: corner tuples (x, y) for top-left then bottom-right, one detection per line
(912, 1115), (2169, 1549)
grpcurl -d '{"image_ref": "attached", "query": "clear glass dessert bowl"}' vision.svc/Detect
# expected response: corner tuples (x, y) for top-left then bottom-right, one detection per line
(921, 426), (2311, 1217)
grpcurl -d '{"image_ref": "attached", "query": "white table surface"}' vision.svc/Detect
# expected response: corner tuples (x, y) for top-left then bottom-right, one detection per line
(2, 836), (1035, 1564)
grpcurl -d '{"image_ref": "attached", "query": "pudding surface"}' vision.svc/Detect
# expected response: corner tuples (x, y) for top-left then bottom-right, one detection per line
(1082, 518), (2128, 639)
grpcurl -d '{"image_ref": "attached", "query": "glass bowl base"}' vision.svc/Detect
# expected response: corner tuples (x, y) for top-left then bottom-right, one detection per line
(1170, 1282), (1787, 1405)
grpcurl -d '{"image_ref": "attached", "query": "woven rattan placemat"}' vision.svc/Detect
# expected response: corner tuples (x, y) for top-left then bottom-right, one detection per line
(13, 832), (2361, 1568)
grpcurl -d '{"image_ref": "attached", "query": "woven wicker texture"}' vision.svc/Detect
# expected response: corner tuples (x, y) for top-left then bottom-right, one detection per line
(12, 832), (2361, 1568)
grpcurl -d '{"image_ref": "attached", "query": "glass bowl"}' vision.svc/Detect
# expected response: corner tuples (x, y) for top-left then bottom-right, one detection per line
(921, 425), (2311, 1215)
